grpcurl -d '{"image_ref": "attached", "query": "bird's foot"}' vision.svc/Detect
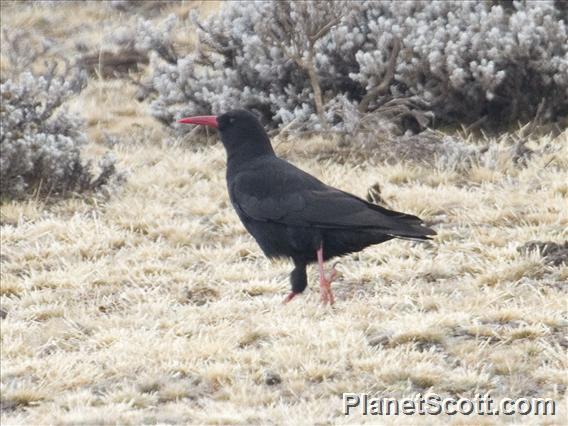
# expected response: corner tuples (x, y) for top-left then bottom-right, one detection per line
(319, 267), (337, 305)
(283, 292), (298, 304)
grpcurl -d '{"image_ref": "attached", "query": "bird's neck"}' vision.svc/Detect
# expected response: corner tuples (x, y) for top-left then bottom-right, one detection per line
(225, 139), (275, 167)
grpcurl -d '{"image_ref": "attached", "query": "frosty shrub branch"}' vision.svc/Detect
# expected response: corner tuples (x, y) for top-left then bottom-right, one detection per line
(0, 34), (121, 200)
(143, 0), (567, 135)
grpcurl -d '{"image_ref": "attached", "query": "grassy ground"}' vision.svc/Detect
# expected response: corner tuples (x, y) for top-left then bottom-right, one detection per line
(1, 1), (567, 425)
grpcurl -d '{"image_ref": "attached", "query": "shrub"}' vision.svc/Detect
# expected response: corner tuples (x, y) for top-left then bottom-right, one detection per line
(350, 1), (568, 128)
(0, 36), (121, 200)
(142, 0), (567, 134)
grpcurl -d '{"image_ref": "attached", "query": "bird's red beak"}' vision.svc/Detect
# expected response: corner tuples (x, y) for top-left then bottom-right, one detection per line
(177, 115), (218, 128)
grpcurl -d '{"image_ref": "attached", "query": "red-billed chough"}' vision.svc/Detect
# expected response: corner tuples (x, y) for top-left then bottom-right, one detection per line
(178, 110), (436, 305)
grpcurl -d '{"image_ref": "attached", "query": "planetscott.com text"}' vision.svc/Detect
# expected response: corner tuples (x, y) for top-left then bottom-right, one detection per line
(343, 393), (557, 416)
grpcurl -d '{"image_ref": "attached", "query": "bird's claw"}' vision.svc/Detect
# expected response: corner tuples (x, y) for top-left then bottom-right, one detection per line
(319, 267), (337, 305)
(319, 281), (336, 305)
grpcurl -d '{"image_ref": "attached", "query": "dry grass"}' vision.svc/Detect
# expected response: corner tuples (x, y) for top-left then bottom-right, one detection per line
(1, 2), (567, 425)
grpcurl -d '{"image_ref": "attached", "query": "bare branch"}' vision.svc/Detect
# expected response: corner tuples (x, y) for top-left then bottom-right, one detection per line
(309, 15), (342, 45)
(358, 37), (401, 113)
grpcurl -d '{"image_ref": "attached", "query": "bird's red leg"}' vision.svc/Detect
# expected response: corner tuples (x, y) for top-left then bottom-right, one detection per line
(283, 292), (298, 304)
(317, 245), (336, 305)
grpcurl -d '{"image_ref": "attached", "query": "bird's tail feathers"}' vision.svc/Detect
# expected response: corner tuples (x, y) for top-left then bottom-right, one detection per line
(389, 234), (434, 242)
(385, 218), (436, 241)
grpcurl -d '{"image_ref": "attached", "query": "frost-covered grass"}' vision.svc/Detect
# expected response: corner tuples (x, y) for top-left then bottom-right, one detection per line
(1, 1), (567, 425)
(1, 128), (567, 425)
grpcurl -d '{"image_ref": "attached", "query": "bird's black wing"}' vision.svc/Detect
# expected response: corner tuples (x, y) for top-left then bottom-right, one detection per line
(230, 159), (435, 239)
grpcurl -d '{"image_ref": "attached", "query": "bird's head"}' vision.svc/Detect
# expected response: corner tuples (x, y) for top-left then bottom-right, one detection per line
(178, 109), (274, 160)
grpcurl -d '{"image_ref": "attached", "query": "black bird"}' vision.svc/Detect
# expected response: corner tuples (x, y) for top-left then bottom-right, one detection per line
(178, 110), (436, 304)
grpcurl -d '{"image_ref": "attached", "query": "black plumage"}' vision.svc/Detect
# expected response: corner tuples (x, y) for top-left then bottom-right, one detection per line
(178, 110), (436, 304)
